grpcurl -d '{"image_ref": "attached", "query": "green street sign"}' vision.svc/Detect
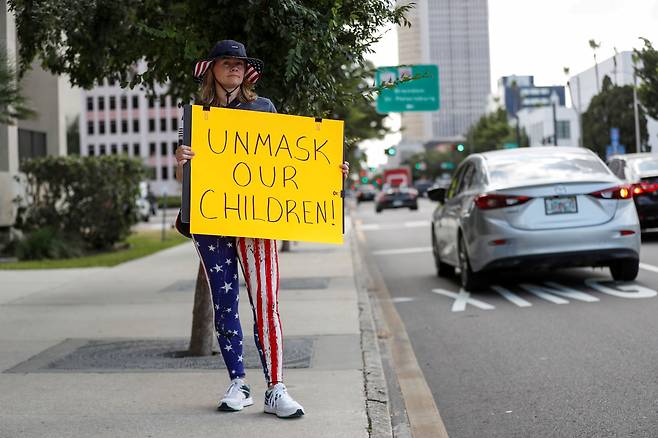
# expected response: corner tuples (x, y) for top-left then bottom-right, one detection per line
(376, 64), (440, 113)
(503, 143), (519, 149)
(440, 162), (455, 170)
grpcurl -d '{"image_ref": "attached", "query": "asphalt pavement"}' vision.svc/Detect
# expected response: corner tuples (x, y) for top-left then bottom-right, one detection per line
(354, 197), (658, 438)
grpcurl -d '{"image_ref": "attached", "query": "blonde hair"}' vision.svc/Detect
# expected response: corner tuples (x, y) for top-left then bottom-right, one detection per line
(198, 60), (258, 106)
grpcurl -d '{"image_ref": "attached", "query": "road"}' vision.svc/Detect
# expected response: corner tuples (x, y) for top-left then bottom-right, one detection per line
(354, 197), (658, 438)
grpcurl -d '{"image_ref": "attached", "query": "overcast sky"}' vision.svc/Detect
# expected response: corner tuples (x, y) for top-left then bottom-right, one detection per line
(363, 0), (658, 166)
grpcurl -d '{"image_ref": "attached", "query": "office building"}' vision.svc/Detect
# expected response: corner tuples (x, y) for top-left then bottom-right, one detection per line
(396, 0), (491, 145)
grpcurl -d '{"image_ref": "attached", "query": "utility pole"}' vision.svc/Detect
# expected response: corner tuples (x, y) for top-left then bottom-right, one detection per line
(550, 90), (559, 146)
(633, 69), (642, 153)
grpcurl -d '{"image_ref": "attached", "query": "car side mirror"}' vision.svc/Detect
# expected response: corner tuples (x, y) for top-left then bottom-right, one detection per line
(427, 187), (446, 203)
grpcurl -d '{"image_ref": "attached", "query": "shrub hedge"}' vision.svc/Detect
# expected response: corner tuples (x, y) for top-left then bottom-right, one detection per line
(14, 155), (145, 257)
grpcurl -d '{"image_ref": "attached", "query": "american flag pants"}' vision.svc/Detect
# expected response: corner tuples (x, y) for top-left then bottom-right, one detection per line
(192, 234), (283, 386)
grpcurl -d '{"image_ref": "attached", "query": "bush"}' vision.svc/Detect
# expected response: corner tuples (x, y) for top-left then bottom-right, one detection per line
(14, 155), (145, 256)
(157, 195), (181, 209)
(15, 227), (85, 260)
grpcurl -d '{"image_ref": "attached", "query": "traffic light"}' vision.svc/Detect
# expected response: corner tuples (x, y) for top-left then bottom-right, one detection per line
(385, 146), (397, 156)
(456, 143), (465, 152)
(414, 162), (421, 170)
(361, 176), (368, 183)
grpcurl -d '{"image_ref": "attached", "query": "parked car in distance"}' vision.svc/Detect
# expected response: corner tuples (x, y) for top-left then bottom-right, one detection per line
(375, 184), (418, 213)
(428, 147), (641, 290)
(356, 184), (378, 203)
(607, 153), (658, 230)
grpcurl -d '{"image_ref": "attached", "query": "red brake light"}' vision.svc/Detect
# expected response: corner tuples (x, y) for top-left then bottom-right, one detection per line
(589, 185), (632, 200)
(474, 194), (531, 210)
(631, 183), (658, 196)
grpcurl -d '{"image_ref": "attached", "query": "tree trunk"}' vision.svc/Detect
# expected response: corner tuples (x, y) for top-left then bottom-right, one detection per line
(188, 262), (214, 356)
(280, 240), (291, 252)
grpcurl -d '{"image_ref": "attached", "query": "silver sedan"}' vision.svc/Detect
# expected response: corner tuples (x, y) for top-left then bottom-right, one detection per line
(428, 147), (641, 290)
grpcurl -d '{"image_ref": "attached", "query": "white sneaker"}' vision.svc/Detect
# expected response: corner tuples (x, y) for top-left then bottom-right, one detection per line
(264, 383), (305, 418)
(218, 378), (253, 412)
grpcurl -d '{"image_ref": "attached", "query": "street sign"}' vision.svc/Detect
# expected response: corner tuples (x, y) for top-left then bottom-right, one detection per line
(610, 127), (620, 147)
(440, 162), (455, 170)
(376, 64), (440, 113)
(503, 143), (518, 149)
(606, 144), (626, 159)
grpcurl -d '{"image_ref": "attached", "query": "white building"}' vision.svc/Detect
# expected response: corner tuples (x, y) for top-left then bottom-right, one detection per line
(396, 0), (491, 145)
(0, 1), (80, 228)
(517, 106), (580, 147)
(79, 82), (182, 197)
(568, 50), (658, 152)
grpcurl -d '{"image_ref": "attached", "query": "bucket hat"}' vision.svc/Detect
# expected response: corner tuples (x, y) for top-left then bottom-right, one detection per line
(193, 40), (263, 85)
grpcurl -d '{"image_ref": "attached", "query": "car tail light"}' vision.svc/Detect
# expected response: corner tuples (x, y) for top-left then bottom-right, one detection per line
(474, 194), (531, 210)
(631, 183), (658, 196)
(619, 230), (636, 236)
(589, 185), (632, 200)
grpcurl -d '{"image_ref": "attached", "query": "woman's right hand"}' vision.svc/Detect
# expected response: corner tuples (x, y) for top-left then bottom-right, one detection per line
(175, 145), (195, 182)
(175, 145), (195, 165)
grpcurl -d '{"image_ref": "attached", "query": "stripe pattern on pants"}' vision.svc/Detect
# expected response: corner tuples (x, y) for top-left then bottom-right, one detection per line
(237, 237), (283, 386)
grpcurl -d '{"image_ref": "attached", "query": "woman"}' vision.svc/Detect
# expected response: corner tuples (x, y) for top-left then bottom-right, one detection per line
(175, 40), (349, 419)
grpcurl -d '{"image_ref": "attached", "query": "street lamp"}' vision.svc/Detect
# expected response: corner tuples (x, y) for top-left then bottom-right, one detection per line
(550, 90), (559, 146)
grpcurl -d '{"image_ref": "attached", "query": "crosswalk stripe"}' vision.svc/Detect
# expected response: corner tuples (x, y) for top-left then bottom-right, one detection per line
(372, 247), (432, 256)
(640, 263), (658, 274)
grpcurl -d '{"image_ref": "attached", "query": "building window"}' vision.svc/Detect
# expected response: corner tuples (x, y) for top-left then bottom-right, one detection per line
(159, 96), (167, 107)
(122, 143), (129, 154)
(160, 142), (167, 156)
(133, 143), (140, 156)
(133, 119), (140, 133)
(109, 96), (116, 110)
(98, 96), (105, 111)
(86, 97), (94, 111)
(161, 166), (169, 180)
(110, 120), (117, 134)
(121, 120), (128, 133)
(149, 142), (156, 156)
(108, 78), (116, 86)
(120, 95), (127, 110)
(99, 144), (106, 155)
(556, 120), (571, 140)
(160, 118), (167, 131)
(172, 141), (178, 154)
(87, 120), (94, 135)
(148, 119), (155, 132)
(171, 117), (178, 131)
(88, 145), (95, 156)
(99, 120), (106, 134)
(110, 143), (117, 155)
(148, 97), (155, 108)
(132, 95), (139, 109)
(18, 129), (47, 168)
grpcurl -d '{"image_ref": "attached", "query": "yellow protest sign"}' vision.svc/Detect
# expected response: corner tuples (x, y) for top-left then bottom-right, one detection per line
(187, 105), (344, 244)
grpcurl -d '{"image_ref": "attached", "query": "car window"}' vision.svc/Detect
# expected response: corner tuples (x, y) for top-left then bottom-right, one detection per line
(631, 158), (658, 175)
(456, 164), (475, 195)
(487, 153), (610, 185)
(446, 166), (465, 199)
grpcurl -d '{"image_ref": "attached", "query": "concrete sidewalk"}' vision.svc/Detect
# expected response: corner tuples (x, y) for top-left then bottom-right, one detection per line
(0, 226), (383, 437)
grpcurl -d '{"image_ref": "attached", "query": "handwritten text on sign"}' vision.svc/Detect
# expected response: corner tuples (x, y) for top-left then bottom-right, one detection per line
(189, 106), (344, 244)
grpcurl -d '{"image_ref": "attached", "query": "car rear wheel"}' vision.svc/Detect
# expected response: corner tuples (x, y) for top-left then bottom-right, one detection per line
(432, 229), (454, 277)
(375, 206), (382, 213)
(409, 204), (418, 211)
(609, 258), (639, 281)
(458, 234), (485, 291)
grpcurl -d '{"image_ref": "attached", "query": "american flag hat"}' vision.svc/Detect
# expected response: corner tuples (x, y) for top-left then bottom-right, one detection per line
(193, 40), (263, 85)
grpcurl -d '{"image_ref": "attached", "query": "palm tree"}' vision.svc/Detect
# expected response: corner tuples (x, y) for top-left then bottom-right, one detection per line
(0, 49), (35, 124)
(588, 39), (602, 93)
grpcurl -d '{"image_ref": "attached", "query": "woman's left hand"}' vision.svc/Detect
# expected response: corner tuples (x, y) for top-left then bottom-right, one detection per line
(340, 161), (350, 180)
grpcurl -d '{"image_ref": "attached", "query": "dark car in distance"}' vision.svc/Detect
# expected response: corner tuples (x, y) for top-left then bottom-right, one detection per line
(608, 153), (658, 230)
(356, 184), (378, 203)
(375, 185), (418, 213)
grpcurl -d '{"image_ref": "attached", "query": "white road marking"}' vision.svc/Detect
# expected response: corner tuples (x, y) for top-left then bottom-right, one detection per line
(391, 297), (416, 303)
(431, 288), (495, 312)
(404, 220), (431, 228)
(491, 285), (532, 307)
(521, 282), (600, 303)
(584, 278), (658, 298)
(640, 262), (658, 274)
(357, 221), (430, 232)
(359, 223), (382, 231)
(373, 247), (432, 256)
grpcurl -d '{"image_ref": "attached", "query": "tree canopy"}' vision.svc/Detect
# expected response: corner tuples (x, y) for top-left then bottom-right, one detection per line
(464, 107), (529, 153)
(582, 75), (648, 157)
(0, 49), (34, 124)
(8, 0), (411, 117)
(634, 37), (658, 121)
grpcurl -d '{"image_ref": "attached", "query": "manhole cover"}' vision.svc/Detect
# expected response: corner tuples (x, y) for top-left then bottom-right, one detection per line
(5, 337), (313, 373)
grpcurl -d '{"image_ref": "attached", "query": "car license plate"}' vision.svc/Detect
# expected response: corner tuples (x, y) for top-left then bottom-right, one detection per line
(544, 196), (578, 215)
(393, 200), (403, 206)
